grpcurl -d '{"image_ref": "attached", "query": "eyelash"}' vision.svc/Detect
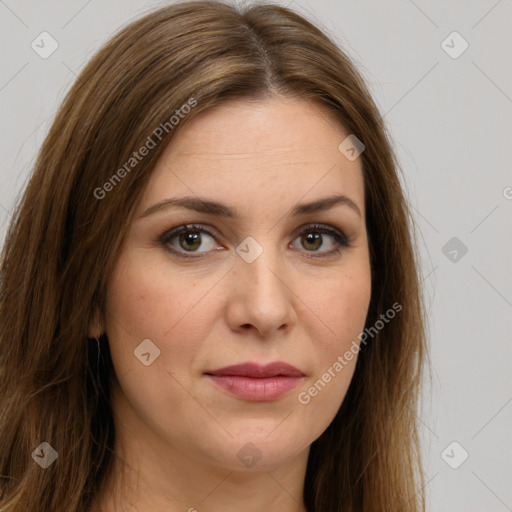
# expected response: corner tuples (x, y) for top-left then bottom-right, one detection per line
(158, 223), (351, 259)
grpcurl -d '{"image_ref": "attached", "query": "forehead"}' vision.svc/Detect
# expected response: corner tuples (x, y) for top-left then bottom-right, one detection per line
(165, 95), (349, 158)
(138, 95), (365, 215)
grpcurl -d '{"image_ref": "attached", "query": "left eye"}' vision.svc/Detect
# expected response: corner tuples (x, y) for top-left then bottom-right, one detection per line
(290, 225), (348, 254)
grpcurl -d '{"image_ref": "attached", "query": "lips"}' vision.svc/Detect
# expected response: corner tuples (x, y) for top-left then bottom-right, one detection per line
(204, 362), (305, 401)
(205, 362), (305, 378)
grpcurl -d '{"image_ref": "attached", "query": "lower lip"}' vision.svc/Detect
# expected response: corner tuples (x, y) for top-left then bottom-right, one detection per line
(206, 375), (303, 401)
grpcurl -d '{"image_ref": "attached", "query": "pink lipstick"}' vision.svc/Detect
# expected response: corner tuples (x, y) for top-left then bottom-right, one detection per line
(205, 362), (304, 401)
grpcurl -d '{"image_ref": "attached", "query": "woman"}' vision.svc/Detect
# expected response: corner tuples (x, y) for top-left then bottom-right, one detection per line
(0, 1), (428, 511)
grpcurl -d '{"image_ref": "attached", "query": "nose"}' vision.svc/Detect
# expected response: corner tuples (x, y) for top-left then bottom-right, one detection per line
(224, 245), (297, 338)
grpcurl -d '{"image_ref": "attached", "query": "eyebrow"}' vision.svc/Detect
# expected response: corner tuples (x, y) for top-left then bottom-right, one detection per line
(139, 194), (362, 219)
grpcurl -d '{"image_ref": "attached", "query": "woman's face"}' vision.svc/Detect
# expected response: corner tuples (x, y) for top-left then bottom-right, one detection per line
(101, 95), (371, 473)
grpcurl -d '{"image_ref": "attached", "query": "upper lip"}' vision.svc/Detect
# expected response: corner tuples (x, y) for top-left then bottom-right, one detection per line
(205, 362), (305, 378)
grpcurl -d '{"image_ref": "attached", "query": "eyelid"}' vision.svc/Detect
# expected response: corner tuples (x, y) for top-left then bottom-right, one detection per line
(159, 223), (219, 244)
(292, 223), (348, 242)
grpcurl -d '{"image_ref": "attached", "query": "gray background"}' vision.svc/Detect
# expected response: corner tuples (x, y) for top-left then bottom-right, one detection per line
(1, 1), (511, 510)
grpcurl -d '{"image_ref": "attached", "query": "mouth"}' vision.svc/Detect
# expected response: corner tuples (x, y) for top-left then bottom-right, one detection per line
(204, 362), (305, 402)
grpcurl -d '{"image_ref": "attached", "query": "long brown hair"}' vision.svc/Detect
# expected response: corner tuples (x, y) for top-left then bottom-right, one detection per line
(0, 1), (428, 510)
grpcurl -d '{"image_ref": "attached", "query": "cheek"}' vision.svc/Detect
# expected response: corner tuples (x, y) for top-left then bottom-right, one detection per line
(294, 263), (371, 420)
(304, 262), (372, 351)
(104, 253), (223, 376)
(103, 254), (225, 437)
(326, 276), (371, 343)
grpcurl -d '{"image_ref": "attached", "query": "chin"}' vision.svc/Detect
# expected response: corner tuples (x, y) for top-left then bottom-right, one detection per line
(200, 429), (309, 472)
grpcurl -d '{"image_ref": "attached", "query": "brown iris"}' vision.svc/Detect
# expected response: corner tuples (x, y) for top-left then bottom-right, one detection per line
(179, 230), (202, 251)
(301, 232), (322, 251)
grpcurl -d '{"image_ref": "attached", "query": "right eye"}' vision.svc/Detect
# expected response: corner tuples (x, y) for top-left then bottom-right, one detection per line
(160, 224), (224, 258)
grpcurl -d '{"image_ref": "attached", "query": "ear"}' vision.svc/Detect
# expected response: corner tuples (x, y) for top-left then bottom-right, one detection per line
(88, 303), (104, 339)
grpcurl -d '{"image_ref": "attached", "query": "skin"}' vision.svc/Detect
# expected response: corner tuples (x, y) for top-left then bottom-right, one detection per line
(89, 95), (372, 512)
